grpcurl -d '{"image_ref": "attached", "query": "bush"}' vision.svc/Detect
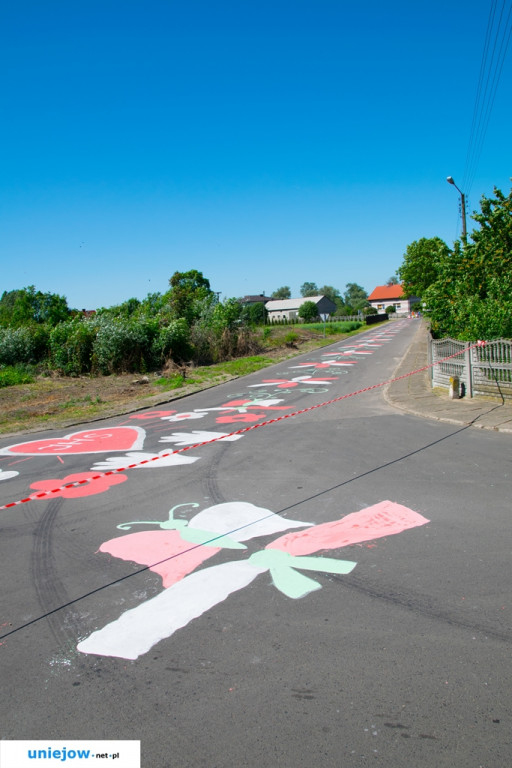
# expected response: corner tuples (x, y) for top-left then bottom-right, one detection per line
(298, 301), (319, 322)
(0, 365), (35, 387)
(92, 317), (158, 374)
(0, 326), (38, 365)
(152, 318), (191, 363)
(49, 318), (98, 375)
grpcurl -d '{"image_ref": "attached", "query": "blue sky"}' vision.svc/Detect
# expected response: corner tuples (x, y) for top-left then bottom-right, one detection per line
(1, 0), (511, 310)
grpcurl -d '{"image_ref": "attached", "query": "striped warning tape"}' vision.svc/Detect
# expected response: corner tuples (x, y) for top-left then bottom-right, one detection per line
(0, 341), (485, 510)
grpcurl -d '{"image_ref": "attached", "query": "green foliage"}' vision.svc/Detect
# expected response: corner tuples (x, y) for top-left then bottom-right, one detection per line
(0, 365), (35, 387)
(423, 186), (512, 339)
(298, 301), (318, 322)
(397, 237), (450, 299)
(97, 297), (141, 318)
(152, 318), (191, 363)
(300, 282), (318, 297)
(318, 285), (343, 312)
(0, 286), (70, 327)
(386, 306), (396, 313)
(190, 296), (248, 364)
(303, 321), (362, 334)
(0, 326), (47, 365)
(343, 283), (368, 311)
(49, 318), (98, 375)
(168, 270), (213, 324)
(271, 286), (291, 299)
(154, 374), (186, 390)
(92, 317), (158, 374)
(241, 301), (267, 326)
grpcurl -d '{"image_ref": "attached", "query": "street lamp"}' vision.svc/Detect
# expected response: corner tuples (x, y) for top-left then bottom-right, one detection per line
(446, 176), (467, 243)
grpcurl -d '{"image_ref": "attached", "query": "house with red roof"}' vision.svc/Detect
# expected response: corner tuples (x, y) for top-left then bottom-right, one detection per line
(367, 284), (420, 316)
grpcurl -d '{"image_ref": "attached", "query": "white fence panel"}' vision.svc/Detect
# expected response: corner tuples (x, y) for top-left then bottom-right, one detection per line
(471, 339), (512, 398)
(430, 335), (512, 399)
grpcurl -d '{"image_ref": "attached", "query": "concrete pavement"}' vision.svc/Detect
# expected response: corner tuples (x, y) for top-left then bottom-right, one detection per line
(384, 320), (512, 433)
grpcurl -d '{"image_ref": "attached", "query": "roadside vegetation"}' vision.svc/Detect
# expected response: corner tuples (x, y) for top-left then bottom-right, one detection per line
(1, 261), (390, 433)
(0, 320), (371, 435)
(398, 184), (512, 340)
(0, 272), (367, 379)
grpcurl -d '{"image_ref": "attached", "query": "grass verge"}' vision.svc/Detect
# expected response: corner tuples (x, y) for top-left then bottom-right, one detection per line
(0, 322), (382, 435)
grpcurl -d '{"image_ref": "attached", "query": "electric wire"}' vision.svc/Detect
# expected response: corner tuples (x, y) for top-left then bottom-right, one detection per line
(462, 0), (512, 198)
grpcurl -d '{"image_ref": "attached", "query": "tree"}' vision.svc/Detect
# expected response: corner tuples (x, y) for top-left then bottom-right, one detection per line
(0, 286), (70, 327)
(241, 301), (267, 325)
(167, 270), (213, 324)
(271, 286), (291, 299)
(97, 297), (141, 318)
(423, 186), (512, 339)
(397, 237), (450, 299)
(318, 285), (344, 313)
(386, 276), (399, 285)
(300, 282), (318, 297)
(343, 283), (368, 311)
(298, 301), (318, 322)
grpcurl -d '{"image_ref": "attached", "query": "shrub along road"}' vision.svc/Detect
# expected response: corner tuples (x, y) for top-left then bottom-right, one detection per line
(0, 317), (510, 768)
(0, 324), (365, 435)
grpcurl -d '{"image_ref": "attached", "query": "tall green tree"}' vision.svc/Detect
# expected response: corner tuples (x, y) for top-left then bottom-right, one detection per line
(0, 286), (70, 327)
(424, 186), (512, 339)
(397, 237), (450, 299)
(300, 281), (318, 297)
(271, 286), (291, 299)
(168, 270), (213, 324)
(343, 283), (368, 311)
(318, 285), (343, 313)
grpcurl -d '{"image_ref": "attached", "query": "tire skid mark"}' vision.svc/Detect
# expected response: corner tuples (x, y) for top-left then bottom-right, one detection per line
(30, 498), (82, 651)
(201, 442), (229, 506)
(335, 573), (512, 644)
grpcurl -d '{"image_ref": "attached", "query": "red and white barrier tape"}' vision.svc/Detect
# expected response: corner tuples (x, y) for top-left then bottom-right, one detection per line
(0, 342), (486, 510)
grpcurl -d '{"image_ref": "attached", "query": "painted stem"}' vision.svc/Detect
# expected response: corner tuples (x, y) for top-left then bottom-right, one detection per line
(77, 560), (266, 660)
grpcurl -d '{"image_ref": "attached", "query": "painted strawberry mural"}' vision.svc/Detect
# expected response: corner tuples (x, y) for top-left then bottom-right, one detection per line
(77, 500), (429, 660)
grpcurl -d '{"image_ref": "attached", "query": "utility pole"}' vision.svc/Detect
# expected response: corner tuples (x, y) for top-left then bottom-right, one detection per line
(446, 176), (467, 243)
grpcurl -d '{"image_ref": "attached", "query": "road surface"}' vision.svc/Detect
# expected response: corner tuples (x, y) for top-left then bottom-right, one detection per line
(1, 318), (510, 767)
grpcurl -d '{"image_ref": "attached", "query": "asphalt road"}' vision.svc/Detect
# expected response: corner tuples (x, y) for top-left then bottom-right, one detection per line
(1, 318), (511, 768)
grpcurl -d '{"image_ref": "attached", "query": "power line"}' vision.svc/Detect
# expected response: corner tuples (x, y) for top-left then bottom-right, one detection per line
(462, 0), (512, 197)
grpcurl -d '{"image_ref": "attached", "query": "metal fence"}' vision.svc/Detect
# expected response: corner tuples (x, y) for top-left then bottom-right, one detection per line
(429, 335), (512, 399)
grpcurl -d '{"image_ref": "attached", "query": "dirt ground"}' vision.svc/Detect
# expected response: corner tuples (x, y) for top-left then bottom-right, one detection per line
(0, 329), (352, 436)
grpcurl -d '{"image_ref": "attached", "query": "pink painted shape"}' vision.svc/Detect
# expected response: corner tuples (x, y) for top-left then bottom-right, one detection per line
(129, 410), (177, 420)
(1, 427), (145, 456)
(216, 413), (270, 424)
(267, 501), (429, 556)
(30, 472), (127, 499)
(99, 530), (220, 588)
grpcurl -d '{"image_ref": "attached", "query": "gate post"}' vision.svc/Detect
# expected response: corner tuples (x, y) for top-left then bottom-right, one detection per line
(465, 342), (473, 398)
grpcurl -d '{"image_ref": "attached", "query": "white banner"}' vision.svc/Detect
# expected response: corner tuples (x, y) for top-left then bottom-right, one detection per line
(0, 741), (140, 768)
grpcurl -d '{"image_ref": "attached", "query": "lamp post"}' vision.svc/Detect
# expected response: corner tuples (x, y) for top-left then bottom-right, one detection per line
(446, 176), (467, 243)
